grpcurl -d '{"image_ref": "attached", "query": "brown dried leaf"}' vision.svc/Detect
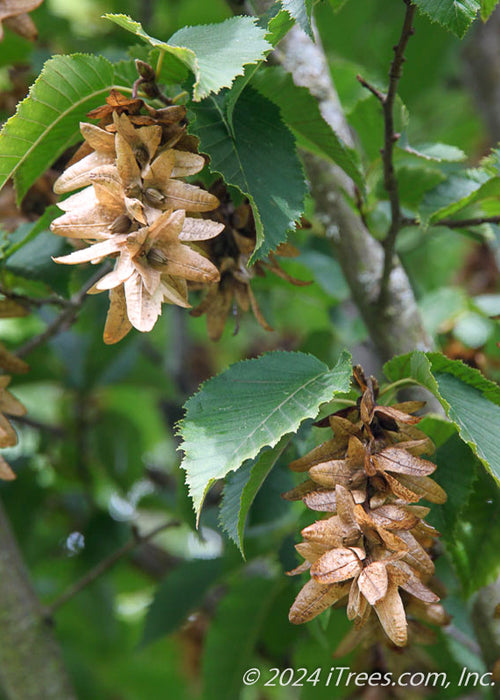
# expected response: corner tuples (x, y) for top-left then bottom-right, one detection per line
(289, 579), (351, 624)
(309, 459), (364, 489)
(310, 547), (365, 584)
(372, 447), (436, 477)
(395, 473), (447, 504)
(383, 471), (421, 503)
(370, 504), (420, 531)
(163, 180), (219, 212)
(389, 562), (439, 603)
(397, 530), (435, 575)
(0, 299), (28, 318)
(103, 286), (133, 344)
(0, 342), (29, 374)
(281, 479), (318, 501)
(374, 580), (407, 647)
(374, 404), (422, 424)
(0, 454), (16, 480)
(303, 490), (337, 512)
(289, 440), (345, 472)
(358, 562), (389, 605)
(180, 217), (224, 242)
(301, 515), (349, 547)
(87, 90), (143, 119)
(124, 272), (162, 332)
(295, 541), (330, 563)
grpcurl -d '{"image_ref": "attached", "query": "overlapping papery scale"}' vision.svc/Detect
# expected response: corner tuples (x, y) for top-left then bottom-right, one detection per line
(0, 375), (26, 480)
(283, 366), (449, 650)
(50, 97), (225, 343)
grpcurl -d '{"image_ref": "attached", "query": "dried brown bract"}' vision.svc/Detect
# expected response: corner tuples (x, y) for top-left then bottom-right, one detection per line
(50, 91), (224, 343)
(284, 366), (448, 650)
(191, 181), (311, 340)
(0, 299), (29, 374)
(0, 0), (43, 41)
(0, 375), (26, 480)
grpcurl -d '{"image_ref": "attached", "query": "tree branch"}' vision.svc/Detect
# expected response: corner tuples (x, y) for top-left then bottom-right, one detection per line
(377, 0), (416, 306)
(0, 498), (76, 699)
(44, 520), (180, 618)
(15, 263), (112, 359)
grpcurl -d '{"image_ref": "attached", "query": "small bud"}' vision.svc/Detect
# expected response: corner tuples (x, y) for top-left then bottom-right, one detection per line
(135, 59), (156, 82)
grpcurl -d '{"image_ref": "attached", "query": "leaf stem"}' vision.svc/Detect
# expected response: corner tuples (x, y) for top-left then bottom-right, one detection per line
(378, 377), (421, 397)
(43, 520), (180, 618)
(155, 49), (165, 81)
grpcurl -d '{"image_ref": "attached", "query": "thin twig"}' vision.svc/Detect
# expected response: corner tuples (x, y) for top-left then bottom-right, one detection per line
(356, 74), (384, 102)
(15, 263), (112, 359)
(0, 287), (70, 310)
(435, 215), (500, 229)
(401, 214), (500, 230)
(44, 520), (180, 618)
(5, 413), (66, 438)
(377, 0), (416, 307)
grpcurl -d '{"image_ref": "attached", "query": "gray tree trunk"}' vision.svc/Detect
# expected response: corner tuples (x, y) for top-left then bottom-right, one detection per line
(0, 499), (76, 699)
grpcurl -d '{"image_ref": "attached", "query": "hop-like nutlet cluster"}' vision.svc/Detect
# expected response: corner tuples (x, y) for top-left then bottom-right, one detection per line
(191, 181), (311, 340)
(0, 375), (26, 480)
(0, 0), (43, 41)
(50, 91), (225, 344)
(283, 366), (448, 650)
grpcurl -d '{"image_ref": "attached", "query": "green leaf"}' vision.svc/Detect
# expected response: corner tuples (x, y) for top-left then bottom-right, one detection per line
(384, 351), (500, 485)
(266, 7), (296, 46)
(252, 66), (365, 192)
(0, 54), (116, 203)
(480, 0), (499, 19)
(426, 432), (478, 542)
(446, 467), (500, 595)
(202, 576), (282, 700)
(2, 204), (60, 260)
(5, 230), (70, 295)
(398, 143), (467, 163)
(280, 0), (314, 37)
(412, 0), (481, 38)
(142, 559), (223, 647)
(179, 350), (352, 518)
(328, 0), (351, 10)
(422, 173), (500, 224)
(219, 437), (290, 554)
(104, 14), (271, 101)
(189, 86), (307, 260)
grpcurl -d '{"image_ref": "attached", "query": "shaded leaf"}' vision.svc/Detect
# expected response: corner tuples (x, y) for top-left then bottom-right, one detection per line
(280, 0), (313, 37)
(189, 86), (306, 260)
(202, 576), (282, 700)
(180, 351), (352, 518)
(384, 351), (500, 485)
(219, 437), (289, 555)
(142, 558), (223, 647)
(104, 14), (271, 101)
(252, 66), (364, 192)
(412, 0), (480, 38)
(0, 54), (117, 202)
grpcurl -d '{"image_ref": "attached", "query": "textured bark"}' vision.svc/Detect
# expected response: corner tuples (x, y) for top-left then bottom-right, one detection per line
(0, 499), (76, 699)
(241, 0), (434, 362)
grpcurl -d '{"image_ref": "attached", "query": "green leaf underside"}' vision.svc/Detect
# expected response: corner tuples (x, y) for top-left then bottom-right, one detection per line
(252, 66), (365, 192)
(280, 0), (314, 37)
(412, 0), (481, 38)
(422, 174), (500, 224)
(202, 576), (282, 700)
(447, 467), (500, 595)
(427, 432), (478, 543)
(189, 87), (307, 260)
(103, 14), (271, 101)
(0, 54), (116, 203)
(219, 437), (290, 554)
(480, 0), (499, 20)
(179, 350), (352, 517)
(142, 559), (222, 646)
(384, 351), (500, 484)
